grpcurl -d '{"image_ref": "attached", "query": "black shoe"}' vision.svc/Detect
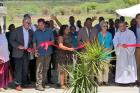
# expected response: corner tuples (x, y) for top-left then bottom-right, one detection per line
(136, 82), (140, 87)
(22, 84), (33, 88)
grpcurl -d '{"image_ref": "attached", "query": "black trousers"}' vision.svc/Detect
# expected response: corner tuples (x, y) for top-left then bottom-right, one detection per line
(14, 52), (29, 86)
(9, 57), (15, 77)
(47, 61), (52, 83)
(29, 58), (36, 82)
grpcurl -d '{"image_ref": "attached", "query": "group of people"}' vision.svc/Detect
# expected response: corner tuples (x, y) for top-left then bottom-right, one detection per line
(0, 13), (140, 91)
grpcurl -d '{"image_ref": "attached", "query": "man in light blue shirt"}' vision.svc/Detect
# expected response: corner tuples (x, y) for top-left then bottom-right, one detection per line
(33, 18), (54, 91)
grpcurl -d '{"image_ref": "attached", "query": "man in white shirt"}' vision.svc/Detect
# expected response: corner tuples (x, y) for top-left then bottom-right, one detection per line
(23, 14), (36, 82)
(10, 17), (33, 91)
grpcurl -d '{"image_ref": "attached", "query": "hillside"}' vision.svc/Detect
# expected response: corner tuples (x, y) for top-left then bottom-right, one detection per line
(3, 0), (139, 26)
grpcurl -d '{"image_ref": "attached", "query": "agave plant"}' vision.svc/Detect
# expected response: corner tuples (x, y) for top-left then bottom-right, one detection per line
(64, 40), (114, 93)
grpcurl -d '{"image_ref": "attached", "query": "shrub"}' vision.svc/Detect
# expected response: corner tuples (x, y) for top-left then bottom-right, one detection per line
(80, 2), (97, 13)
(65, 41), (114, 93)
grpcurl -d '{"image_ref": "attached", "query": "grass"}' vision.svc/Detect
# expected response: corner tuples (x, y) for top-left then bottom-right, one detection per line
(3, 0), (135, 28)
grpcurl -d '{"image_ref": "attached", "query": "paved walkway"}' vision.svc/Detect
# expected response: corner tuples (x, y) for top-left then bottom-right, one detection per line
(1, 86), (139, 93)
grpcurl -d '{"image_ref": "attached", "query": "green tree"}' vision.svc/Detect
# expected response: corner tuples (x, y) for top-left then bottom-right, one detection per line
(123, 0), (140, 5)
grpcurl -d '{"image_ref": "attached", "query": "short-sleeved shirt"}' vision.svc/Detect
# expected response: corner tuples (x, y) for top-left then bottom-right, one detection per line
(33, 28), (54, 56)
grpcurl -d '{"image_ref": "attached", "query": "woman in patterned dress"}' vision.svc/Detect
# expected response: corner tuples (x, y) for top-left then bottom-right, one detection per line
(56, 25), (74, 89)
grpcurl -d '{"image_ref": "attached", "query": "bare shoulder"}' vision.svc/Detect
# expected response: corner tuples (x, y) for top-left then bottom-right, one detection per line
(58, 36), (64, 43)
(58, 36), (63, 40)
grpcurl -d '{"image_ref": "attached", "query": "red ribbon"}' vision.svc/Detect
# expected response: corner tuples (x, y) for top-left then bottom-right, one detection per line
(25, 48), (35, 53)
(125, 44), (140, 48)
(0, 59), (4, 74)
(21, 43), (140, 53)
(40, 41), (85, 50)
(74, 44), (85, 50)
(25, 41), (84, 52)
(0, 65), (4, 74)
